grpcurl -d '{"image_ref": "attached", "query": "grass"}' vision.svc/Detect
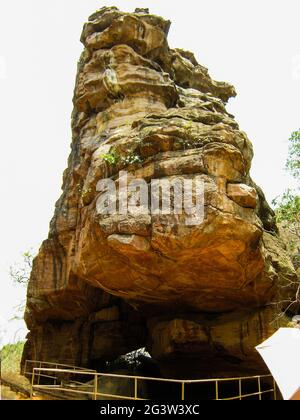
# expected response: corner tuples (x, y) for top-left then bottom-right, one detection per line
(0, 341), (24, 375)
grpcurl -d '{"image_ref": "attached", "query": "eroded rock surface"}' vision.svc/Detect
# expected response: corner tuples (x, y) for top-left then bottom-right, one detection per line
(23, 7), (297, 378)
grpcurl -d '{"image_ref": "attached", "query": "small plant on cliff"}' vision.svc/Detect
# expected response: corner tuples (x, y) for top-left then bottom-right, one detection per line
(101, 151), (120, 165)
(121, 153), (143, 165)
(101, 151), (143, 166)
(178, 138), (192, 150)
(81, 186), (93, 200)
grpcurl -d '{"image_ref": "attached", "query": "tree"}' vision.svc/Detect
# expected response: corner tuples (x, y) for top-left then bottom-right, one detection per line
(9, 251), (33, 286)
(9, 250), (34, 321)
(273, 190), (300, 269)
(286, 129), (300, 180)
(272, 130), (300, 317)
(273, 129), (300, 268)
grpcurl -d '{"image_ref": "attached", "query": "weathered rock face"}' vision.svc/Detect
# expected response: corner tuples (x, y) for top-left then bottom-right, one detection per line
(23, 7), (297, 378)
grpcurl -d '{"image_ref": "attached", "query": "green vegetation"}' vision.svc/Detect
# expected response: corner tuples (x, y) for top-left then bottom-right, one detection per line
(9, 251), (33, 286)
(272, 130), (300, 315)
(9, 250), (34, 321)
(286, 129), (300, 179)
(81, 186), (93, 199)
(101, 151), (143, 166)
(0, 341), (24, 374)
(273, 130), (300, 267)
(273, 190), (300, 267)
(274, 190), (300, 224)
(121, 153), (143, 165)
(101, 152), (120, 165)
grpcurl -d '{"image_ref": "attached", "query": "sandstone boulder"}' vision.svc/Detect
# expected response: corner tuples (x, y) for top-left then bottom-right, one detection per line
(23, 7), (298, 379)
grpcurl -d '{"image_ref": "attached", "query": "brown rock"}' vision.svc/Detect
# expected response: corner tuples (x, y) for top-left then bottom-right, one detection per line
(108, 234), (151, 253)
(22, 7), (298, 379)
(147, 308), (289, 378)
(227, 183), (258, 208)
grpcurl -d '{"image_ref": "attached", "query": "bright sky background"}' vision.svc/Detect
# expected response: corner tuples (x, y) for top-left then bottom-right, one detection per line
(0, 0), (299, 345)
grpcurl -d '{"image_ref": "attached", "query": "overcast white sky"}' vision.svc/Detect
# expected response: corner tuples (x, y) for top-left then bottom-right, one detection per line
(0, 0), (299, 345)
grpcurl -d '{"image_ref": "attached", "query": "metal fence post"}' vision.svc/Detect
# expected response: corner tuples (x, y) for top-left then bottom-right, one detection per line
(54, 364), (57, 386)
(30, 369), (35, 400)
(239, 379), (242, 400)
(134, 378), (138, 400)
(37, 361), (42, 385)
(258, 377), (262, 400)
(181, 382), (185, 401)
(93, 373), (98, 400)
(215, 380), (219, 400)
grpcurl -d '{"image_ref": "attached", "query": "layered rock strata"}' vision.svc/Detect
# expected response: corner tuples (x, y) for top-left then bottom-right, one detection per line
(22, 7), (297, 378)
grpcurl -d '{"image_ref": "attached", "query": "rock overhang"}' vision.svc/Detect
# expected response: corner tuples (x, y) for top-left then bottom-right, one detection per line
(22, 7), (297, 378)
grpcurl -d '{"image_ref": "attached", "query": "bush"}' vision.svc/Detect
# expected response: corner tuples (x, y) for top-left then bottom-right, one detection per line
(0, 341), (24, 374)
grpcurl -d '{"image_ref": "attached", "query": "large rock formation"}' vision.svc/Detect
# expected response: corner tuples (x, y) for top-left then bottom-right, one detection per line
(22, 7), (297, 379)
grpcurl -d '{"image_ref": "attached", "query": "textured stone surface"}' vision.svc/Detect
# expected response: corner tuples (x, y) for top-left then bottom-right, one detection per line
(147, 308), (287, 378)
(227, 183), (258, 208)
(23, 7), (297, 378)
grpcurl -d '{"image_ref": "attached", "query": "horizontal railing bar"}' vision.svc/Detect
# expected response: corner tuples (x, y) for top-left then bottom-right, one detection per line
(35, 374), (58, 380)
(32, 368), (185, 383)
(185, 374), (273, 383)
(66, 381), (94, 387)
(33, 385), (146, 400)
(94, 392), (145, 401)
(33, 385), (94, 396)
(219, 389), (274, 400)
(25, 371), (57, 380)
(25, 360), (96, 372)
(32, 367), (272, 384)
